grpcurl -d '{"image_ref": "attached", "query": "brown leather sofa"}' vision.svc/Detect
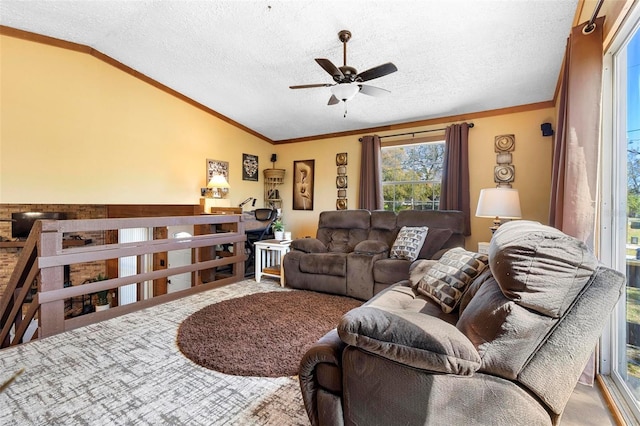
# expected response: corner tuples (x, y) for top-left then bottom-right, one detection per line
(299, 220), (625, 426)
(283, 209), (464, 300)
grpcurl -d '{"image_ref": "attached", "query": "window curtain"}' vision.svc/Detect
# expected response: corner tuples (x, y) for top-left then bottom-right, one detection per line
(549, 17), (604, 385)
(440, 123), (471, 235)
(359, 135), (383, 210)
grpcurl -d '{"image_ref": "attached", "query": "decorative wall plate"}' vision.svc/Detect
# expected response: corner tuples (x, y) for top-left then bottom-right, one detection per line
(494, 165), (515, 184)
(494, 134), (515, 152)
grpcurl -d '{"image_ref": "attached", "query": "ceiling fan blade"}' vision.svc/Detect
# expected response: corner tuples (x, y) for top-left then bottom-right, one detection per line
(316, 58), (344, 79)
(290, 83), (333, 89)
(327, 95), (340, 105)
(358, 84), (391, 97)
(356, 62), (398, 82)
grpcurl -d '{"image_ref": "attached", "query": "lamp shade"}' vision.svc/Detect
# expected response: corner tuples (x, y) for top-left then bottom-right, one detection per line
(475, 188), (522, 219)
(207, 174), (230, 189)
(330, 83), (360, 102)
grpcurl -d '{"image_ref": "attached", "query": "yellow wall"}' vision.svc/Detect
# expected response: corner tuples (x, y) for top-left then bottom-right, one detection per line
(1, 34), (554, 251)
(0, 35), (274, 206)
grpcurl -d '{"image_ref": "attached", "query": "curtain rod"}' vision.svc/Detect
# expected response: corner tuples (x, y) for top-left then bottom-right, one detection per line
(583, 0), (604, 34)
(358, 122), (474, 142)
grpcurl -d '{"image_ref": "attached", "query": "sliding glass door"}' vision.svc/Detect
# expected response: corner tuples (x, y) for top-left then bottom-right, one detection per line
(604, 5), (640, 422)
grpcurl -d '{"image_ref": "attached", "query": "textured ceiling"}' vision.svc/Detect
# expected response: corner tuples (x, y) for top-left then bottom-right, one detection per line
(0, 0), (578, 142)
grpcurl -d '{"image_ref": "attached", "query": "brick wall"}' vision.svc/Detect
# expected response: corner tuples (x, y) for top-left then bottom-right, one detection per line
(0, 204), (107, 298)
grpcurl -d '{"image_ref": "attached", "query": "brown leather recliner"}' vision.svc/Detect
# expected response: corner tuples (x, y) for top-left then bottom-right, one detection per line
(299, 221), (625, 426)
(283, 209), (465, 300)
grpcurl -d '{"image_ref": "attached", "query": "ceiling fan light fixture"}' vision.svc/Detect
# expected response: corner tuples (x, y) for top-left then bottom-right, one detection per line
(330, 83), (360, 102)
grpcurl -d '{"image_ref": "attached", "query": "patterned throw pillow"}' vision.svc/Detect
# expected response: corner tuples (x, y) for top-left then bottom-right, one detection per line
(416, 247), (489, 313)
(390, 226), (429, 261)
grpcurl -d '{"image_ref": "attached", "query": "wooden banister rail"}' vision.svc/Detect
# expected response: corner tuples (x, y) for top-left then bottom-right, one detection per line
(0, 214), (247, 347)
(0, 225), (40, 347)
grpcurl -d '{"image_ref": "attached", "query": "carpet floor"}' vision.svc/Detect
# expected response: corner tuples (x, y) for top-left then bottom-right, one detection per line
(0, 279), (318, 425)
(177, 291), (362, 377)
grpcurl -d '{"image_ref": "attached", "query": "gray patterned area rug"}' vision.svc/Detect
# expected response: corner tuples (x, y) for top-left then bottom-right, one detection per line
(0, 280), (314, 425)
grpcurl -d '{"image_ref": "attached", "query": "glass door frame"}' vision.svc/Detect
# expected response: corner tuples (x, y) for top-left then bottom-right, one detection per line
(601, 3), (640, 421)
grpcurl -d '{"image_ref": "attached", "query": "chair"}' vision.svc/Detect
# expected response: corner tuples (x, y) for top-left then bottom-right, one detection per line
(299, 221), (626, 426)
(245, 208), (277, 274)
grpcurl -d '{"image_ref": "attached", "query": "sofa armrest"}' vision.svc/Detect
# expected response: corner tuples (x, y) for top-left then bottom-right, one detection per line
(299, 329), (346, 426)
(353, 239), (389, 255)
(291, 238), (328, 253)
(337, 306), (480, 375)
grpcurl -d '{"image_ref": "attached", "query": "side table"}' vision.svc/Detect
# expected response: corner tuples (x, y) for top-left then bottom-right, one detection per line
(478, 242), (490, 255)
(254, 239), (291, 286)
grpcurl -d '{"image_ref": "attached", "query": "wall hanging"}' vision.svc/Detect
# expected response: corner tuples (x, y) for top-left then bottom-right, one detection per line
(293, 160), (315, 210)
(242, 154), (259, 181)
(493, 134), (515, 187)
(336, 152), (348, 210)
(205, 159), (229, 197)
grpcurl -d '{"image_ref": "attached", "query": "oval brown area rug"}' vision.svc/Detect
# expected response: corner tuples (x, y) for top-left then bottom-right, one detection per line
(176, 290), (362, 377)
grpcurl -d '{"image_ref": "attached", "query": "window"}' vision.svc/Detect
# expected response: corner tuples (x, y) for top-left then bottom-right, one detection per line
(381, 142), (445, 212)
(602, 4), (640, 422)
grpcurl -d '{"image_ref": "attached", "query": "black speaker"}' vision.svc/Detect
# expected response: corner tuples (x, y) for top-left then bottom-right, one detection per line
(270, 154), (277, 163)
(541, 123), (554, 137)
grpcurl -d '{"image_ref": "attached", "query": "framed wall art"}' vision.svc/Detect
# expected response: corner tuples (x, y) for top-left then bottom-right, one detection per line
(206, 159), (229, 197)
(293, 160), (315, 210)
(242, 153), (259, 181)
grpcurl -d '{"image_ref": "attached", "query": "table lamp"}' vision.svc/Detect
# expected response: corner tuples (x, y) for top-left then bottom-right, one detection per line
(207, 175), (230, 198)
(475, 187), (522, 233)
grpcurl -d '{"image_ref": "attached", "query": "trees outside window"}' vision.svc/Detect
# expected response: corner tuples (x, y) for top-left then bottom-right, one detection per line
(381, 142), (445, 212)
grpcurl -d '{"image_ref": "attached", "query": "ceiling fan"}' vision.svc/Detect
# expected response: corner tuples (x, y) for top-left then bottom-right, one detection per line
(290, 30), (398, 111)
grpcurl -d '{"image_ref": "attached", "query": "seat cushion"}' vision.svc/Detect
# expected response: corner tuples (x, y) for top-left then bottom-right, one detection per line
(372, 258), (411, 285)
(299, 253), (347, 277)
(366, 285), (458, 324)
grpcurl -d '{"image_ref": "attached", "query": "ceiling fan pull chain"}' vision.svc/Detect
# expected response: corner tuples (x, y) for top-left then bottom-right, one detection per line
(343, 103), (348, 118)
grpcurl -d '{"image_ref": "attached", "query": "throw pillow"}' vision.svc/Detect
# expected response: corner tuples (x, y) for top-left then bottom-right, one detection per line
(416, 247), (489, 313)
(390, 226), (429, 261)
(409, 259), (438, 287)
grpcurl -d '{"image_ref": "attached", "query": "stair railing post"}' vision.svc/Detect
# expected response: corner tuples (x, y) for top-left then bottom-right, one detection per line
(37, 221), (65, 338)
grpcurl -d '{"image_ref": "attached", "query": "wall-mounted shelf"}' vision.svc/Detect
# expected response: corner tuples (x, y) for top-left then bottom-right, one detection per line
(264, 168), (285, 210)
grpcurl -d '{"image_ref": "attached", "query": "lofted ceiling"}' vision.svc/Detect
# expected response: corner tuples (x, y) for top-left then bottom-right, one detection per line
(0, 0), (579, 142)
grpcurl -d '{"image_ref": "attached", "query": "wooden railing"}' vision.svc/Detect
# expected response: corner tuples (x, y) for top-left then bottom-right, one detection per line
(0, 214), (246, 348)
